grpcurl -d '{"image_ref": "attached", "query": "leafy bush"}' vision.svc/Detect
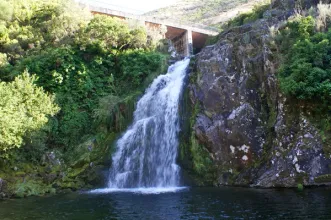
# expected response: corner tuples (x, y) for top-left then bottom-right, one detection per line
(226, 2), (270, 28)
(0, 0), (169, 195)
(277, 14), (331, 152)
(3, 45), (165, 147)
(0, 0), (167, 154)
(0, 72), (59, 152)
(76, 15), (147, 52)
(278, 16), (331, 103)
(0, 0), (91, 65)
(117, 49), (165, 90)
(0, 0), (13, 21)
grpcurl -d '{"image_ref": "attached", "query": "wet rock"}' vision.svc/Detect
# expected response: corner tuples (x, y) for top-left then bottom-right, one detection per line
(42, 151), (61, 166)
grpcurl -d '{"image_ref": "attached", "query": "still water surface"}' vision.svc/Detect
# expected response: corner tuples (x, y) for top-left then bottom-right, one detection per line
(1, 187), (331, 219)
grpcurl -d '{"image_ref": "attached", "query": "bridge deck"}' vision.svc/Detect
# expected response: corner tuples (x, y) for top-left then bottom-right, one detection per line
(83, 4), (219, 36)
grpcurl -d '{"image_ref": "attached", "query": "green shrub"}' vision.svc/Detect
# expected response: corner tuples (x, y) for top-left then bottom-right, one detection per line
(77, 15), (147, 52)
(0, 0), (13, 21)
(0, 72), (59, 152)
(0, 0), (91, 65)
(276, 14), (331, 153)
(0, 0), (169, 194)
(297, 183), (304, 190)
(226, 2), (270, 28)
(0, 0), (167, 164)
(278, 16), (331, 104)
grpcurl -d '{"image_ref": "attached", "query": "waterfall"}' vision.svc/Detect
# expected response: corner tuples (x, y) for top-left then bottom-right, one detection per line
(90, 59), (190, 194)
(105, 58), (189, 191)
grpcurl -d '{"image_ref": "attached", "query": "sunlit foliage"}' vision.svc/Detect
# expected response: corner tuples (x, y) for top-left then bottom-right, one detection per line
(0, 0), (167, 156)
(0, 72), (59, 152)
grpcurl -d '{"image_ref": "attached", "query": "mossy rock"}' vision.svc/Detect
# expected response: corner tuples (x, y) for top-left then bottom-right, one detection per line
(314, 174), (331, 183)
(66, 164), (89, 178)
(14, 171), (26, 177)
(178, 89), (217, 186)
(56, 179), (86, 190)
(57, 181), (77, 190)
(11, 179), (54, 198)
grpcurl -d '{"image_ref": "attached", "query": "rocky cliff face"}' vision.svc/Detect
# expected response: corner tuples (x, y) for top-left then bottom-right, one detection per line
(183, 0), (331, 187)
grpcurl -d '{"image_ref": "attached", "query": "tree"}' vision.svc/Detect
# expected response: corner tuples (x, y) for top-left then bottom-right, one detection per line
(0, 72), (59, 152)
(77, 15), (147, 52)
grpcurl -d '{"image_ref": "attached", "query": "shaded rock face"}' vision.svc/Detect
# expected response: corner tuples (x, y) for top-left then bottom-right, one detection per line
(187, 0), (331, 187)
(0, 178), (6, 198)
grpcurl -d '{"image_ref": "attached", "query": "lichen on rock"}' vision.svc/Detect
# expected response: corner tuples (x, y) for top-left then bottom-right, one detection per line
(182, 0), (331, 187)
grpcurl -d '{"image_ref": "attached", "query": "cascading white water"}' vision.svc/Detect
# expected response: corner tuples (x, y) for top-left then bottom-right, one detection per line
(105, 58), (190, 191)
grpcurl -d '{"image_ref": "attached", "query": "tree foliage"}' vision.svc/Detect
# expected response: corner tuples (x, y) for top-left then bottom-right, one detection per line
(0, 72), (59, 152)
(278, 16), (331, 105)
(276, 10), (331, 145)
(77, 15), (147, 52)
(0, 0), (167, 155)
(0, 0), (90, 62)
(0, 0), (13, 22)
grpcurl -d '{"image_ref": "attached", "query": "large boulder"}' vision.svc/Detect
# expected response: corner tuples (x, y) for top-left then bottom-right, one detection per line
(184, 0), (331, 187)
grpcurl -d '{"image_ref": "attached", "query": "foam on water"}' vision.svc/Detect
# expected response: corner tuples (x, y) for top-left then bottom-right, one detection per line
(89, 187), (188, 195)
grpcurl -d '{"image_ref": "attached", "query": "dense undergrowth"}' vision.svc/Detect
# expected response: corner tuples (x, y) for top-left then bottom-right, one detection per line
(0, 0), (168, 197)
(274, 3), (331, 154)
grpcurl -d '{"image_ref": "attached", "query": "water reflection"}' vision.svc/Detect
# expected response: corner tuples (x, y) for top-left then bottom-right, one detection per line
(1, 187), (331, 219)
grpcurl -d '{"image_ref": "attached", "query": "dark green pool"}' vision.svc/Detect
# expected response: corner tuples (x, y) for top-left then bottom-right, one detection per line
(1, 187), (331, 219)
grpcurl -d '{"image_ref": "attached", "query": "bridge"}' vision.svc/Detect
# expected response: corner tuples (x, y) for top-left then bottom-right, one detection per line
(82, 4), (219, 56)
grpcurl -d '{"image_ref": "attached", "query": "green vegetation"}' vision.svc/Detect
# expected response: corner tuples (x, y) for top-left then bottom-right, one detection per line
(11, 179), (55, 198)
(297, 183), (304, 190)
(314, 174), (331, 183)
(189, 103), (215, 180)
(205, 1), (270, 45)
(0, 72), (59, 153)
(0, 0), (166, 152)
(276, 4), (331, 154)
(225, 1), (270, 28)
(278, 16), (331, 103)
(178, 60), (216, 186)
(0, 0), (168, 196)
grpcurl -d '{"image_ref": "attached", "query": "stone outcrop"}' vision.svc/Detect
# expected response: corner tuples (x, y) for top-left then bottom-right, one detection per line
(184, 0), (331, 187)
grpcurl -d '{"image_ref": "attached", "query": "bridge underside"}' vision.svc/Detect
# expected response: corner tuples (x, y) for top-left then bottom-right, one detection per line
(91, 10), (213, 56)
(165, 26), (208, 56)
